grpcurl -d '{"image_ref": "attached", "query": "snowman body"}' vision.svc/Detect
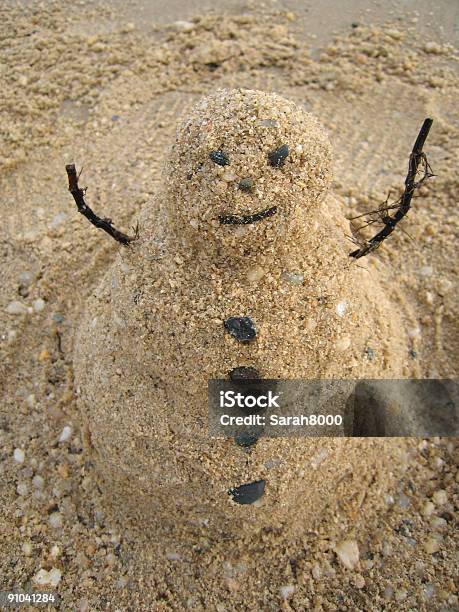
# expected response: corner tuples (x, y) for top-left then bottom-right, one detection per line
(75, 90), (410, 538)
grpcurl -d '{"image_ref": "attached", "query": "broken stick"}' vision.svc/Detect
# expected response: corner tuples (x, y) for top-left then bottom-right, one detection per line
(349, 118), (434, 259)
(65, 164), (137, 246)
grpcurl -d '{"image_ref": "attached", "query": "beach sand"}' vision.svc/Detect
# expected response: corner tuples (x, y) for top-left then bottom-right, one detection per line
(1, 1), (458, 609)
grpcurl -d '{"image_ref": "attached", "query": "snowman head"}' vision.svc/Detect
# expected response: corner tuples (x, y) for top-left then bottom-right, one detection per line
(165, 89), (332, 255)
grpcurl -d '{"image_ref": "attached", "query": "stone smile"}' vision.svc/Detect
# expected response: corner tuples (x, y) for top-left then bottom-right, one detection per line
(218, 206), (278, 225)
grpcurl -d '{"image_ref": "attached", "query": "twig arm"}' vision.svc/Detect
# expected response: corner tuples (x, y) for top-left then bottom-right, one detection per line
(349, 118), (433, 259)
(65, 164), (136, 246)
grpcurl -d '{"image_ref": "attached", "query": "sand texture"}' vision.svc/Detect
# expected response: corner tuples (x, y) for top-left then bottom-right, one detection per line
(1, 1), (458, 610)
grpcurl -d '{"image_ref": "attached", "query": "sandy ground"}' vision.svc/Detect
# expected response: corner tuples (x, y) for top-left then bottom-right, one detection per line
(1, 0), (458, 610)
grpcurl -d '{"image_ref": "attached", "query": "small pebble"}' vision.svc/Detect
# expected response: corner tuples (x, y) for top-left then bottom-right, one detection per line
(353, 574), (365, 589)
(432, 489), (448, 505)
(310, 448), (328, 469)
(364, 346), (375, 360)
(431, 517), (447, 530)
(105, 553), (116, 567)
(407, 327), (421, 339)
(334, 335), (351, 352)
(258, 119), (278, 128)
(17, 483), (28, 496)
(281, 271), (304, 285)
(6, 300), (28, 315)
(335, 300), (348, 317)
(397, 493), (410, 508)
(117, 576), (129, 589)
(222, 169), (237, 182)
(434, 457), (444, 470)
(13, 448), (25, 463)
(381, 541), (392, 557)
(32, 474), (45, 489)
(173, 20), (194, 32)
(52, 313), (64, 323)
(49, 512), (63, 529)
(246, 267), (265, 282)
(18, 271), (33, 285)
(334, 539), (360, 570)
(33, 298), (46, 312)
(279, 585), (295, 599)
(423, 41), (443, 54)
(311, 563), (322, 580)
(419, 266), (433, 277)
(22, 542), (33, 556)
(79, 598), (90, 612)
(383, 585), (394, 600)
(264, 457), (282, 469)
(437, 279), (452, 295)
(424, 536), (441, 554)
(387, 28), (403, 40)
(395, 588), (408, 602)
(33, 568), (62, 587)
(422, 501), (435, 517)
(58, 425), (73, 443)
(238, 177), (254, 192)
(7, 330), (17, 344)
(50, 545), (60, 558)
(38, 349), (50, 362)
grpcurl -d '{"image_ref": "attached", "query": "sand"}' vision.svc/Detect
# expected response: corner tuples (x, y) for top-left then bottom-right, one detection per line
(1, 1), (458, 610)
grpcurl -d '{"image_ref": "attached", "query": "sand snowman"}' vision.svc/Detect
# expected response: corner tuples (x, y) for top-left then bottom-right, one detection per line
(74, 89), (410, 539)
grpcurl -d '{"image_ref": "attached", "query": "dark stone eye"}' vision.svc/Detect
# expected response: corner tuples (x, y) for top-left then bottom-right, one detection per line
(209, 150), (229, 166)
(268, 144), (289, 167)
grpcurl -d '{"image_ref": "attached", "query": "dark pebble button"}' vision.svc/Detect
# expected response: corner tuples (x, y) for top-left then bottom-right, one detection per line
(228, 480), (265, 505)
(229, 366), (260, 380)
(224, 317), (256, 343)
(268, 144), (289, 167)
(209, 150), (229, 166)
(234, 431), (259, 447)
